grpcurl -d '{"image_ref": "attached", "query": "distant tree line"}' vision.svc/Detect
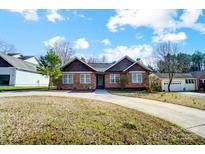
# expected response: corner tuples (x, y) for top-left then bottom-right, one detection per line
(157, 49), (205, 73)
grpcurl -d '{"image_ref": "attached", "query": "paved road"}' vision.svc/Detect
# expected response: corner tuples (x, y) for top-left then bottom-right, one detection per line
(0, 90), (205, 137)
(180, 92), (205, 98)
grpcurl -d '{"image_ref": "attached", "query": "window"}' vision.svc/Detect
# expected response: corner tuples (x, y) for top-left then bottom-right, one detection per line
(63, 73), (73, 84)
(200, 79), (205, 83)
(185, 79), (194, 84)
(80, 74), (91, 84)
(110, 74), (120, 84)
(132, 72), (142, 83)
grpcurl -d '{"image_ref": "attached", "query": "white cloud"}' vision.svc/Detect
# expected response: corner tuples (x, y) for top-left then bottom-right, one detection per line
(9, 9), (38, 21)
(152, 32), (187, 42)
(46, 10), (65, 22)
(101, 44), (153, 63)
(101, 39), (111, 46)
(178, 9), (205, 34)
(179, 10), (202, 26)
(107, 9), (205, 35)
(74, 38), (90, 49)
(72, 11), (93, 21)
(44, 36), (65, 48)
(107, 10), (177, 33)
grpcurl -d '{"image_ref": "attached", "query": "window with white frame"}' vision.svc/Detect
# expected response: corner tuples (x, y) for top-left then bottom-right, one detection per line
(80, 74), (91, 84)
(63, 73), (73, 84)
(110, 74), (120, 84)
(132, 72), (142, 83)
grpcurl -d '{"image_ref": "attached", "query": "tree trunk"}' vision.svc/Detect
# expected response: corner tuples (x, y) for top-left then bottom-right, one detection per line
(168, 82), (171, 92)
(168, 73), (174, 92)
(48, 77), (51, 90)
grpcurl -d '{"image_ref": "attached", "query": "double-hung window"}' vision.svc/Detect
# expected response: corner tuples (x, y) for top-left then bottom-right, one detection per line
(63, 73), (73, 84)
(110, 74), (120, 84)
(186, 79), (194, 84)
(132, 72), (142, 83)
(80, 74), (91, 84)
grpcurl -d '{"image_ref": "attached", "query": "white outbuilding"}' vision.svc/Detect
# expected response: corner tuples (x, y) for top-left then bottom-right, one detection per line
(0, 52), (49, 86)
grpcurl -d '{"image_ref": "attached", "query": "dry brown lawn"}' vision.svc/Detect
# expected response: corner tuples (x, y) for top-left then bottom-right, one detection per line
(0, 96), (204, 145)
(109, 90), (205, 110)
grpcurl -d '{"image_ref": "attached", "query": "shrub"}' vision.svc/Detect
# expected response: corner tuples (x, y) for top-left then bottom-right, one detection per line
(145, 75), (161, 92)
(123, 120), (137, 129)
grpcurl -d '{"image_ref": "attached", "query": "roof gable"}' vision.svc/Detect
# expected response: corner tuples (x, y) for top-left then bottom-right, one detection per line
(0, 56), (12, 67)
(62, 58), (97, 72)
(105, 56), (135, 72)
(123, 61), (151, 72)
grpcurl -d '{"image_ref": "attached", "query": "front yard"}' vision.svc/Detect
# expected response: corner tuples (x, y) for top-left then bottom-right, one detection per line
(0, 86), (55, 92)
(108, 90), (205, 110)
(0, 96), (204, 144)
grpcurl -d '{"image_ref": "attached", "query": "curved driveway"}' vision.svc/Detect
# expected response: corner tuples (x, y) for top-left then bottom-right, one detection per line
(0, 90), (205, 137)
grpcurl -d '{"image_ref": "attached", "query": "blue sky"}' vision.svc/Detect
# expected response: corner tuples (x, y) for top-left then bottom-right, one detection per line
(0, 9), (205, 63)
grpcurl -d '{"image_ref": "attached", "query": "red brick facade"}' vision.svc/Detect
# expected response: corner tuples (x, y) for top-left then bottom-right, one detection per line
(104, 72), (149, 89)
(57, 73), (96, 90)
(57, 57), (150, 90)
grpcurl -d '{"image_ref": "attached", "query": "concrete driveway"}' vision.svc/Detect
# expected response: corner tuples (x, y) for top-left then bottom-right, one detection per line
(0, 89), (205, 137)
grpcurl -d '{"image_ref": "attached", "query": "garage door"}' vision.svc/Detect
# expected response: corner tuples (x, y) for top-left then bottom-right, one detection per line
(163, 81), (183, 91)
(0, 75), (10, 85)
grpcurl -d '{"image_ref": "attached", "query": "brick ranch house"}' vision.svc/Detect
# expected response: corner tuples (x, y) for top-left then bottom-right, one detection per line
(57, 56), (151, 90)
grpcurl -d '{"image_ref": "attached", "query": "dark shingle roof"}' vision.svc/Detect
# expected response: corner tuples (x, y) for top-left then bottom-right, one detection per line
(63, 56), (150, 73)
(88, 63), (112, 72)
(19, 55), (35, 60)
(155, 73), (195, 78)
(7, 53), (22, 56)
(0, 52), (38, 72)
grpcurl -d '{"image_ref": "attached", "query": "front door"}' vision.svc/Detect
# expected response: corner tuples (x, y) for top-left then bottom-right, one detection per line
(97, 74), (104, 89)
(200, 79), (205, 91)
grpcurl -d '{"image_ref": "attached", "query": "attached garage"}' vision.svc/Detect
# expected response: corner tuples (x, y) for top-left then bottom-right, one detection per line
(0, 75), (10, 85)
(163, 81), (183, 91)
(154, 73), (197, 92)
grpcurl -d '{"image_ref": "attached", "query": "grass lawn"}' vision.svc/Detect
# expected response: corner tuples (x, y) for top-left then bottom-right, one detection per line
(108, 90), (205, 110)
(0, 86), (55, 91)
(0, 96), (204, 145)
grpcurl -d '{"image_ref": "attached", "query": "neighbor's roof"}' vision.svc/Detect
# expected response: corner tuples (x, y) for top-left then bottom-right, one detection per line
(88, 63), (113, 72)
(0, 52), (37, 72)
(155, 72), (195, 78)
(190, 71), (205, 78)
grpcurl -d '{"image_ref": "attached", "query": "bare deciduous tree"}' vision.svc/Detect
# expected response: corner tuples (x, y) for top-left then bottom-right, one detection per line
(157, 42), (181, 92)
(87, 56), (107, 63)
(87, 57), (98, 63)
(52, 41), (74, 65)
(101, 55), (107, 63)
(0, 40), (16, 53)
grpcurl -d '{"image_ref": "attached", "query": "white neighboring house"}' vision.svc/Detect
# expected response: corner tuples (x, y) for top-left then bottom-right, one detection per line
(154, 73), (197, 92)
(0, 52), (49, 86)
